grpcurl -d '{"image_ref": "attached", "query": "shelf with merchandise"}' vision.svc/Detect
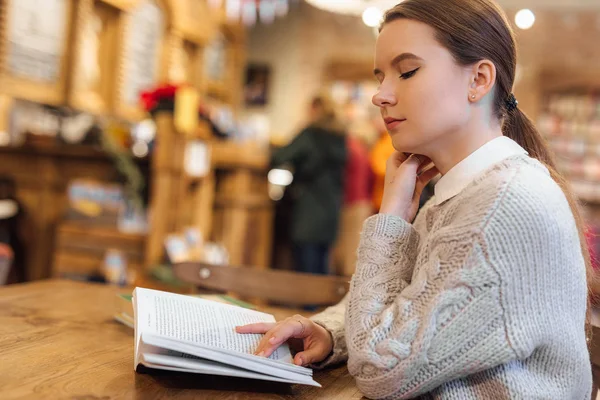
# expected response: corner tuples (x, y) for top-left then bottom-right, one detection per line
(538, 91), (600, 202)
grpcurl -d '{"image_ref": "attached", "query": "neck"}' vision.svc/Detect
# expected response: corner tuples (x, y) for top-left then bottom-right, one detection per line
(426, 122), (504, 176)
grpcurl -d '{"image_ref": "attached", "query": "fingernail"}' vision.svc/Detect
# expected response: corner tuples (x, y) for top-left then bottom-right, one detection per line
(269, 336), (277, 344)
(257, 351), (265, 357)
(295, 357), (304, 366)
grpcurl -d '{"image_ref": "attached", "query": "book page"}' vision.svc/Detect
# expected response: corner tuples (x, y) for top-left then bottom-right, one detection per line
(141, 353), (319, 386)
(134, 288), (291, 363)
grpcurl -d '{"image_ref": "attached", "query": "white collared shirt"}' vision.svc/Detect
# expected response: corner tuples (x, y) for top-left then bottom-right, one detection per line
(434, 136), (528, 205)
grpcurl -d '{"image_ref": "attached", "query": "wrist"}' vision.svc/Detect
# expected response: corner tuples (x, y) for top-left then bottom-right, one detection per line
(378, 206), (408, 221)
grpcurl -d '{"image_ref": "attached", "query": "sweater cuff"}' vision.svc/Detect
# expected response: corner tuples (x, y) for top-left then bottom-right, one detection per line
(362, 214), (416, 240)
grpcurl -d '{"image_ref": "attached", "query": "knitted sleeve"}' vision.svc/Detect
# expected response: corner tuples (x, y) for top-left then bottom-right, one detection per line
(309, 297), (348, 369)
(307, 205), (431, 370)
(346, 205), (541, 399)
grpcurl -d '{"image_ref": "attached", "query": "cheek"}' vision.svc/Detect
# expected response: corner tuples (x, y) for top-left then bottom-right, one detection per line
(405, 69), (468, 135)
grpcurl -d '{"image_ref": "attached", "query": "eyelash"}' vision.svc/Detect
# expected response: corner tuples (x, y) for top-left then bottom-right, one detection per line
(399, 67), (420, 80)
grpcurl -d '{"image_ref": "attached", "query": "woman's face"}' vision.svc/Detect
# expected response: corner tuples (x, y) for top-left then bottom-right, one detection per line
(372, 19), (472, 154)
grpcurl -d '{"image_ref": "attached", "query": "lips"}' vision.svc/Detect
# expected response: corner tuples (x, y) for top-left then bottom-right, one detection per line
(384, 117), (406, 130)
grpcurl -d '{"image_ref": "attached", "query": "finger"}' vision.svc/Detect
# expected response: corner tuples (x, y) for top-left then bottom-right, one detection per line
(257, 318), (309, 358)
(414, 166), (440, 199)
(235, 322), (277, 334)
(387, 151), (408, 171)
(269, 317), (308, 345)
(293, 343), (328, 366)
(416, 157), (433, 174)
(418, 166), (440, 185)
(401, 153), (424, 174)
(253, 323), (283, 356)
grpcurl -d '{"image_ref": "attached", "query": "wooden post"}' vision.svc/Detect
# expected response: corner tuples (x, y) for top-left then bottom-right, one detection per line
(145, 112), (178, 268)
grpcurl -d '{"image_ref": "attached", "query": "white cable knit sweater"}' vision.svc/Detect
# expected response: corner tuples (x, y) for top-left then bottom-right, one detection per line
(311, 155), (591, 399)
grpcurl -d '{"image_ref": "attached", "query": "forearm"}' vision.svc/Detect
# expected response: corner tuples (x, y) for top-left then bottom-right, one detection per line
(351, 214), (419, 299)
(308, 213), (420, 372)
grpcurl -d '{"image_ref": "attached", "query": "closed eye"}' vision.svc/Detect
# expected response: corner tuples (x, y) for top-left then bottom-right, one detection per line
(399, 67), (420, 80)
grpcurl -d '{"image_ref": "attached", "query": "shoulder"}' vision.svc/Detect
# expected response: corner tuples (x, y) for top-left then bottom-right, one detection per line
(442, 156), (574, 237)
(470, 156), (578, 250)
(490, 157), (572, 226)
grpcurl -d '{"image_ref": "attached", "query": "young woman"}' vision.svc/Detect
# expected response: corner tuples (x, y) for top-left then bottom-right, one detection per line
(237, 0), (593, 397)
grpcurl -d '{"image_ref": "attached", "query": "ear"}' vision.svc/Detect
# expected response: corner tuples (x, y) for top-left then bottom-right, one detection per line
(468, 60), (496, 103)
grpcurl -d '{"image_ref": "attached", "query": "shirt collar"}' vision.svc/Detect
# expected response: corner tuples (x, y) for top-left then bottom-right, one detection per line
(434, 136), (528, 205)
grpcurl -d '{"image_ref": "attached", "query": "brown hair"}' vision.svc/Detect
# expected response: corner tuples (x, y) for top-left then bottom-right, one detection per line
(382, 0), (596, 313)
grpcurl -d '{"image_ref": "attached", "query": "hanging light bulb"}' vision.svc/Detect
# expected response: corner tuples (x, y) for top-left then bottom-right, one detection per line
(515, 9), (535, 30)
(362, 7), (383, 27)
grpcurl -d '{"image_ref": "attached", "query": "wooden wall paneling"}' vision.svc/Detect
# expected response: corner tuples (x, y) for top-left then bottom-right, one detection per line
(0, 93), (12, 134)
(69, 0), (124, 115)
(0, 0), (74, 105)
(146, 112), (175, 267)
(145, 171), (172, 267)
(115, 0), (171, 121)
(152, 112), (176, 170)
(215, 169), (252, 266)
(37, 157), (63, 280)
(172, 134), (187, 231)
(191, 170), (215, 240)
(250, 175), (273, 269)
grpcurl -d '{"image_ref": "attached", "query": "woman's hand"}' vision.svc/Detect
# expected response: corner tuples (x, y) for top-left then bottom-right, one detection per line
(235, 315), (333, 367)
(379, 152), (439, 221)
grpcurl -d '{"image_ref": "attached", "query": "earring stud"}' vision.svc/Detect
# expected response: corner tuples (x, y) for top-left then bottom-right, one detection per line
(471, 94), (476, 99)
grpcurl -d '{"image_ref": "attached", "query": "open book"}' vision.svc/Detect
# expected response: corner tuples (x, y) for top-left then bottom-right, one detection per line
(133, 287), (320, 387)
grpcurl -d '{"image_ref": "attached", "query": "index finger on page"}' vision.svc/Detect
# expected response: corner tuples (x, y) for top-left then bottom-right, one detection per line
(235, 322), (276, 334)
(268, 319), (307, 346)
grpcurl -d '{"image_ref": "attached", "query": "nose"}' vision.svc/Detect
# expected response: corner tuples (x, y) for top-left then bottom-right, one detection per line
(372, 85), (397, 108)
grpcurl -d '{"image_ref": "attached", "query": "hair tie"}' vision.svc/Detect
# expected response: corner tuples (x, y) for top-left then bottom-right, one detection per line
(505, 93), (518, 112)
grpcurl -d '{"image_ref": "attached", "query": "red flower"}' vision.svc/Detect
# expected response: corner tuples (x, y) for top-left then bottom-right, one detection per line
(139, 84), (180, 112)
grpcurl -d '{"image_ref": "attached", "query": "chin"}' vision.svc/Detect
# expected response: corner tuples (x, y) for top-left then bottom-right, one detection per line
(390, 133), (422, 154)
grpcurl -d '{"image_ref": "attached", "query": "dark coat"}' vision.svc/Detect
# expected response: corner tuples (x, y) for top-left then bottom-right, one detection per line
(271, 126), (347, 244)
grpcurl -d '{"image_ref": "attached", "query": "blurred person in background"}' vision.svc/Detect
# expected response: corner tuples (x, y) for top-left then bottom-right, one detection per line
(270, 93), (347, 276)
(332, 116), (374, 277)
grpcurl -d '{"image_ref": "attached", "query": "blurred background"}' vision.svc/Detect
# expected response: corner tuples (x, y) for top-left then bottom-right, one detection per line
(0, 0), (599, 291)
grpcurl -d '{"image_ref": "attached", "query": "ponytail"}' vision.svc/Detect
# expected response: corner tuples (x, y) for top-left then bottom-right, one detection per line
(503, 107), (597, 314)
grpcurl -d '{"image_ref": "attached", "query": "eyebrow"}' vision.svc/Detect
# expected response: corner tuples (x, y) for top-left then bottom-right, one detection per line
(373, 53), (424, 76)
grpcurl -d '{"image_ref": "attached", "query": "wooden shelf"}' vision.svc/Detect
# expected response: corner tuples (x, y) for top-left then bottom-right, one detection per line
(211, 141), (269, 171)
(53, 220), (146, 278)
(0, 143), (149, 164)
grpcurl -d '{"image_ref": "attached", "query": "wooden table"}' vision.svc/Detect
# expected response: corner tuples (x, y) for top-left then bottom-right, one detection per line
(0, 280), (363, 399)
